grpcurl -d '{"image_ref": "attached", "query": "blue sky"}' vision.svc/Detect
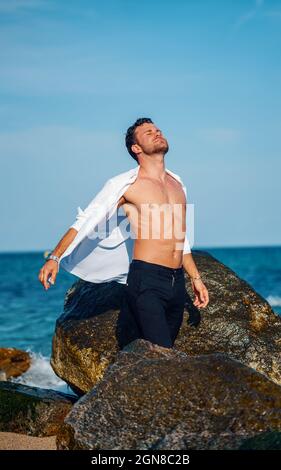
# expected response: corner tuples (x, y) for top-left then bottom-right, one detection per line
(0, 0), (280, 251)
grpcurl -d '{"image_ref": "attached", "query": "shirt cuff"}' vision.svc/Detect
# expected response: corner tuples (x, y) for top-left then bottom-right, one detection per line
(70, 206), (88, 232)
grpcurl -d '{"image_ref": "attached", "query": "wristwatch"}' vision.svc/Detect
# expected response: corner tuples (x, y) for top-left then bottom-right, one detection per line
(46, 253), (60, 270)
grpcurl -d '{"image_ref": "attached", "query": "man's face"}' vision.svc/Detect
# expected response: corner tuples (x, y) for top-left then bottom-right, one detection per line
(133, 123), (169, 158)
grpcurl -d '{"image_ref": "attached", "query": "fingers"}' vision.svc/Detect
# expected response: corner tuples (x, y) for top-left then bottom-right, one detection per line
(198, 288), (209, 308)
(38, 265), (57, 291)
(42, 269), (50, 290)
(204, 289), (209, 307)
(192, 286), (209, 309)
(49, 271), (57, 286)
(191, 281), (203, 308)
(193, 294), (200, 307)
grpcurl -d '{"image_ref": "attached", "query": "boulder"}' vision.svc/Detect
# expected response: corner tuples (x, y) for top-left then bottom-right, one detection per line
(51, 250), (281, 394)
(57, 339), (281, 450)
(51, 279), (125, 394)
(0, 348), (31, 380)
(0, 381), (77, 437)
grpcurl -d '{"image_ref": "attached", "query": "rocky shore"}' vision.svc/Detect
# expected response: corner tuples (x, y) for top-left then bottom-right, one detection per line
(1, 251), (281, 450)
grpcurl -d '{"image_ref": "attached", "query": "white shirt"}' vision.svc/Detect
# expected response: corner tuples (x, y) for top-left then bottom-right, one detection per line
(59, 165), (191, 284)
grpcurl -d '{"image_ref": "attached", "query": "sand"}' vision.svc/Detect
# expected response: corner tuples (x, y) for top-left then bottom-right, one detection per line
(0, 432), (56, 450)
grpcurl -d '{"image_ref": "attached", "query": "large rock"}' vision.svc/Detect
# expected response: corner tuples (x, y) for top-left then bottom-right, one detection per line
(0, 382), (77, 436)
(51, 251), (281, 394)
(0, 348), (31, 380)
(57, 339), (281, 450)
(51, 280), (124, 395)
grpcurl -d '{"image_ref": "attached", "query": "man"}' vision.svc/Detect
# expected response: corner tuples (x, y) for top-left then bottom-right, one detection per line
(38, 118), (209, 349)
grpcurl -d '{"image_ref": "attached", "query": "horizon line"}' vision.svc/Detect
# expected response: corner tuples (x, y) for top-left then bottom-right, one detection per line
(0, 244), (281, 255)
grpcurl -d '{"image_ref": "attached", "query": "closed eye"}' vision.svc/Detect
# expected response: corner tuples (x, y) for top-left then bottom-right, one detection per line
(143, 128), (162, 136)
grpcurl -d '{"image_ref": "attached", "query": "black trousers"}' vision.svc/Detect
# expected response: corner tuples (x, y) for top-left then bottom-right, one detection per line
(117, 259), (186, 349)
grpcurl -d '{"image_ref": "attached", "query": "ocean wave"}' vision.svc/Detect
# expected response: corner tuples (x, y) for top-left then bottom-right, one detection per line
(266, 295), (281, 307)
(10, 350), (77, 396)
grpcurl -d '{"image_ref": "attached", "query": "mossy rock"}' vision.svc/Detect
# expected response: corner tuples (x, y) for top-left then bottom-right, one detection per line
(0, 382), (77, 436)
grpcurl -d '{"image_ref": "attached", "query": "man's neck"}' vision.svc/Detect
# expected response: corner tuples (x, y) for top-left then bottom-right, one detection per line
(138, 155), (167, 182)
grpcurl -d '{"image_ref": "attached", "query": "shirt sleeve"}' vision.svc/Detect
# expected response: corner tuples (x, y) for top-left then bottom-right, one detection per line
(70, 178), (114, 232)
(183, 235), (191, 254)
(182, 181), (191, 255)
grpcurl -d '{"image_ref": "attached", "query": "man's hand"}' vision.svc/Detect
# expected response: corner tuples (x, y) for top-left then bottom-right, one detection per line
(37, 228), (78, 291)
(191, 278), (209, 308)
(38, 260), (59, 291)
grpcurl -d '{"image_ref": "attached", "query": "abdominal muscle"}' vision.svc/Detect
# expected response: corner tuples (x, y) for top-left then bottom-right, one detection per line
(124, 203), (186, 269)
(133, 238), (184, 268)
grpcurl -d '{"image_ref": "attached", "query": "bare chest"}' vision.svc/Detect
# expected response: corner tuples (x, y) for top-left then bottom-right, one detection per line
(124, 176), (186, 209)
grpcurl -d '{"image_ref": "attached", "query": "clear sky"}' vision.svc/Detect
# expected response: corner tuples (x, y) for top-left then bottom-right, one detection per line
(0, 0), (280, 252)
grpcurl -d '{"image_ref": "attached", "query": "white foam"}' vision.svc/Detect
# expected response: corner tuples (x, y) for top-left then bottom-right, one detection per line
(10, 350), (77, 396)
(266, 295), (281, 307)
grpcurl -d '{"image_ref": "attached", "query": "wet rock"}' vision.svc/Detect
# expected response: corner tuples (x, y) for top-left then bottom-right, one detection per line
(0, 381), (77, 437)
(57, 339), (281, 450)
(51, 250), (281, 394)
(0, 348), (31, 379)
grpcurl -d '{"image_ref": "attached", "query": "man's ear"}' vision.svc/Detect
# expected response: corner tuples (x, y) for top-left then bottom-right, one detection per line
(131, 143), (141, 155)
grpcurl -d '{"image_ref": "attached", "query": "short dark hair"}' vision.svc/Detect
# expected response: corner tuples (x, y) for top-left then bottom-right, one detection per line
(125, 117), (153, 163)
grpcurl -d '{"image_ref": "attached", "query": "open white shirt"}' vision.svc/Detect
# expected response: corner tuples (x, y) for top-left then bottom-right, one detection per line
(59, 165), (191, 284)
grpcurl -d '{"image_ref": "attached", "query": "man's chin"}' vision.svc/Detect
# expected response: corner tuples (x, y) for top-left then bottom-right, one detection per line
(155, 143), (169, 154)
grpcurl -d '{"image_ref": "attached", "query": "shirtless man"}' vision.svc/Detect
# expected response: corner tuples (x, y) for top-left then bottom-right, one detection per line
(38, 118), (209, 349)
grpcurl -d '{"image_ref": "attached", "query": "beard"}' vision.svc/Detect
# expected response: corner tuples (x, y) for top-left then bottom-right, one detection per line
(153, 139), (169, 155)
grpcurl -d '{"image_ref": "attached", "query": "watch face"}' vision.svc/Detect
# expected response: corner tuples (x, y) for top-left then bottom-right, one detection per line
(48, 255), (59, 262)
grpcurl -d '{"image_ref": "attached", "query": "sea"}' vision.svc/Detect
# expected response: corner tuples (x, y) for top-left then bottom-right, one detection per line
(0, 247), (280, 394)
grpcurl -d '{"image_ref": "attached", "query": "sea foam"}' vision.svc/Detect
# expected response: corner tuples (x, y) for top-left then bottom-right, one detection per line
(266, 295), (281, 307)
(10, 350), (77, 396)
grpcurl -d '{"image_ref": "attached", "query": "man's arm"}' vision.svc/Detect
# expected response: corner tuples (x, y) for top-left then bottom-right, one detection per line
(182, 252), (200, 280)
(38, 192), (126, 290)
(176, 177), (209, 308)
(183, 253), (209, 308)
(50, 227), (78, 258)
(38, 177), (116, 290)
(181, 196), (209, 308)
